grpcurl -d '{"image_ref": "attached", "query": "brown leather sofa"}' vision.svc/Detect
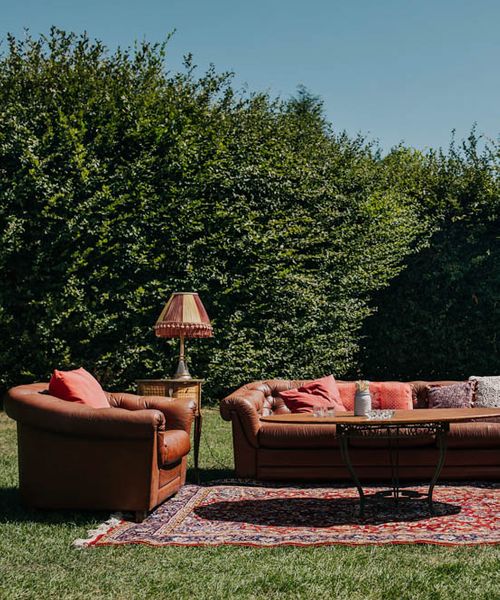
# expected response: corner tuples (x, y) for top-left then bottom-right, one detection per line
(220, 379), (500, 481)
(5, 383), (195, 521)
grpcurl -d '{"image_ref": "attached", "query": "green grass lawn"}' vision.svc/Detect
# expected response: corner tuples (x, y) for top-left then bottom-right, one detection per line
(0, 408), (499, 600)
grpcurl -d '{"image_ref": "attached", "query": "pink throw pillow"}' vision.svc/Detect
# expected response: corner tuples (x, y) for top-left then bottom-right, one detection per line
(49, 367), (109, 409)
(280, 375), (346, 414)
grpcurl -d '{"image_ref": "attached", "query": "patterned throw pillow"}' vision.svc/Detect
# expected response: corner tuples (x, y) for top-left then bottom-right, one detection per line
(427, 382), (474, 409)
(469, 376), (500, 408)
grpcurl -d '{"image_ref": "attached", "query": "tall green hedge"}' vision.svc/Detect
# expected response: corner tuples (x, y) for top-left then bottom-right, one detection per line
(0, 30), (432, 399)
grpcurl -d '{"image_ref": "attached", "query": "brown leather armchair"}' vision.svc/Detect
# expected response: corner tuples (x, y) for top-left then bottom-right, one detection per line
(5, 383), (195, 521)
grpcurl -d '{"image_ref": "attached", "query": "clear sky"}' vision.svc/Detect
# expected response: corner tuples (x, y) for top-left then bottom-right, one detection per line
(1, 0), (499, 152)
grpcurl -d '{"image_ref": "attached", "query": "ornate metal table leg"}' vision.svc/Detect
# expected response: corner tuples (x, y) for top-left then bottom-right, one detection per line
(338, 425), (365, 517)
(387, 426), (401, 506)
(428, 422), (449, 512)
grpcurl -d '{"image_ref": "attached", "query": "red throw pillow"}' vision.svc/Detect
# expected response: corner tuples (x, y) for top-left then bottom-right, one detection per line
(369, 382), (413, 410)
(49, 367), (109, 409)
(280, 375), (346, 414)
(337, 382), (357, 410)
(337, 381), (413, 411)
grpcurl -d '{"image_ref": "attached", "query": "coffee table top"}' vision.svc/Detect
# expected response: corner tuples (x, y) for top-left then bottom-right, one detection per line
(260, 407), (500, 426)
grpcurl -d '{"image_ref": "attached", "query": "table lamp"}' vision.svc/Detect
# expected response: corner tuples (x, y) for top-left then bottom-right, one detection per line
(154, 292), (213, 379)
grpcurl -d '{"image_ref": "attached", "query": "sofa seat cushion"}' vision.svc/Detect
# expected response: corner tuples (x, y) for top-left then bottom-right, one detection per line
(447, 422), (500, 449)
(161, 430), (191, 465)
(259, 423), (339, 449)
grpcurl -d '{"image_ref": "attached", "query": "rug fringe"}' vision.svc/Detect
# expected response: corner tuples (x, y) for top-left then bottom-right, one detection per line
(73, 512), (123, 549)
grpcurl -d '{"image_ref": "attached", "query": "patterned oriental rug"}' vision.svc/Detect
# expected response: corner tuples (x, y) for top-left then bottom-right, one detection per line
(75, 481), (499, 548)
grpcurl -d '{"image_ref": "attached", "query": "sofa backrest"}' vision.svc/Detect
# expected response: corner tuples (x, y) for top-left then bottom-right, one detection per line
(223, 379), (464, 416)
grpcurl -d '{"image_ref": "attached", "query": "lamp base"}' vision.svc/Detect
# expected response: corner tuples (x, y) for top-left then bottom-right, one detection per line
(173, 358), (192, 380)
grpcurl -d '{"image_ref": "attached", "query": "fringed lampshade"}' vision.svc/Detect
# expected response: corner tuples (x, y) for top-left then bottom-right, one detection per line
(154, 292), (213, 379)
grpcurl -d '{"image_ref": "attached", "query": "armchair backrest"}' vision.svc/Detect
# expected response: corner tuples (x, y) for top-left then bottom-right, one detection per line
(5, 383), (166, 439)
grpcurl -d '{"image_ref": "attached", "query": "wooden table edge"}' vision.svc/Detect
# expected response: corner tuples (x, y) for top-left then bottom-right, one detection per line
(260, 407), (500, 425)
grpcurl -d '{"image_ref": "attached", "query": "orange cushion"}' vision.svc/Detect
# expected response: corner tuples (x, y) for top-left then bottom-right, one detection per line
(370, 382), (413, 409)
(49, 367), (110, 409)
(338, 382), (357, 410)
(279, 375), (346, 414)
(337, 381), (413, 411)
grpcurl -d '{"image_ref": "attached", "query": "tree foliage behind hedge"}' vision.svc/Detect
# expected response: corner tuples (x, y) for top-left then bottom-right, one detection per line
(0, 30), (498, 400)
(360, 137), (500, 380)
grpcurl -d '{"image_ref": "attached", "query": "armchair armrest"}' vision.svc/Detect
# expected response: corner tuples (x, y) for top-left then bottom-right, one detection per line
(159, 430), (191, 465)
(5, 385), (165, 439)
(108, 393), (195, 433)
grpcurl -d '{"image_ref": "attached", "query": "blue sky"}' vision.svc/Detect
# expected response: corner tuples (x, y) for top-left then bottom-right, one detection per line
(1, 0), (499, 152)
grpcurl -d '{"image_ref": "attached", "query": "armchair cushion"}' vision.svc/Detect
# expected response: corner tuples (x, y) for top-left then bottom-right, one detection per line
(49, 367), (109, 409)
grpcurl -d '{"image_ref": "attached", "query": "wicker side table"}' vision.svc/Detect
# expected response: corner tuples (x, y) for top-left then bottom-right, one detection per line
(136, 378), (204, 481)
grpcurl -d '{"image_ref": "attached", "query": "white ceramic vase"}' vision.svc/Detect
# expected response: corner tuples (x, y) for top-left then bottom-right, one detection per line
(354, 388), (372, 416)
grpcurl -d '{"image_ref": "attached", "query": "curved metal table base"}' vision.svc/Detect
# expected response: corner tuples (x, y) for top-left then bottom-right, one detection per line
(336, 422), (449, 517)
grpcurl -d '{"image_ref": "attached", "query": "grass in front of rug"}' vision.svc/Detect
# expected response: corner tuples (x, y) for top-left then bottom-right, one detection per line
(1, 409), (499, 600)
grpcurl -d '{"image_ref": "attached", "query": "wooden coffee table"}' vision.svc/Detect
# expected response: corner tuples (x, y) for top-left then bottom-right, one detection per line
(261, 408), (500, 516)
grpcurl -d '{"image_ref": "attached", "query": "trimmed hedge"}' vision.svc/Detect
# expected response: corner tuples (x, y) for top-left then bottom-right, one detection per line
(1, 30), (498, 400)
(0, 30), (430, 399)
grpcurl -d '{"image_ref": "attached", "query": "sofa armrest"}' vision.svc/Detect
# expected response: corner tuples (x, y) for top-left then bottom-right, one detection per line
(108, 393), (195, 433)
(5, 386), (165, 439)
(220, 389), (264, 445)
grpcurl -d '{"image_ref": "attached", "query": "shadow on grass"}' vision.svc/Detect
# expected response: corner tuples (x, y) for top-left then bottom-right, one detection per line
(0, 487), (110, 526)
(195, 496), (462, 526)
(187, 467), (235, 484)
